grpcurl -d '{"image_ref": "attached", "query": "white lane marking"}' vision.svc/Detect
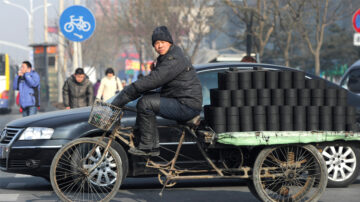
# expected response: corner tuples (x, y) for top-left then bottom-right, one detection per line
(14, 174), (32, 178)
(0, 194), (18, 201)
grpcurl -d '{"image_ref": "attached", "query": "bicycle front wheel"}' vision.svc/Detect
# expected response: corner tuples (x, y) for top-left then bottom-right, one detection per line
(50, 138), (123, 202)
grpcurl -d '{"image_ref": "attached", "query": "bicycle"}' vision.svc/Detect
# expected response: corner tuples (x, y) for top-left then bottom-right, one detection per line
(64, 15), (91, 32)
(50, 99), (328, 202)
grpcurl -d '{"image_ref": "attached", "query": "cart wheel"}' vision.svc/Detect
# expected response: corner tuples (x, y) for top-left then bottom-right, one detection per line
(158, 173), (177, 187)
(50, 138), (123, 202)
(252, 145), (327, 202)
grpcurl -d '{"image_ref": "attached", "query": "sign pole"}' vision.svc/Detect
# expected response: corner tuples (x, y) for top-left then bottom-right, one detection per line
(74, 0), (82, 69)
(44, 0), (48, 43)
(57, 0), (65, 103)
(73, 42), (78, 71)
(78, 42), (82, 68)
(353, 8), (360, 46)
(59, 4), (95, 73)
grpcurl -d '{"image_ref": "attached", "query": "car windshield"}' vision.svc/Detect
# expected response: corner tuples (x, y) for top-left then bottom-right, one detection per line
(343, 69), (360, 93)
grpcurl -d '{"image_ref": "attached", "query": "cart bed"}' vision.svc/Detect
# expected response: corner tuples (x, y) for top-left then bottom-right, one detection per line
(216, 131), (360, 146)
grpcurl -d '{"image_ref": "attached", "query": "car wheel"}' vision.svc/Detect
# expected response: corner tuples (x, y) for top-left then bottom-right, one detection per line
(322, 144), (360, 187)
(96, 137), (129, 181)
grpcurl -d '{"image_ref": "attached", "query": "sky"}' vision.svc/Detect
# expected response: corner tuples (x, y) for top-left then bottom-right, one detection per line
(0, 0), (85, 65)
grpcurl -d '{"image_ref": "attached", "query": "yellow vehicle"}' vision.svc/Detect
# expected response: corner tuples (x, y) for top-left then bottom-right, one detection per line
(0, 54), (15, 113)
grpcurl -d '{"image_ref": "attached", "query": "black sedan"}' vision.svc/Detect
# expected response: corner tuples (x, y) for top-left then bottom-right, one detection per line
(1, 62), (360, 188)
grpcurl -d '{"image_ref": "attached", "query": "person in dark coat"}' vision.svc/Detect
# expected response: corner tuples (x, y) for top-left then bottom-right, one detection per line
(112, 26), (202, 156)
(241, 55), (257, 63)
(63, 68), (93, 109)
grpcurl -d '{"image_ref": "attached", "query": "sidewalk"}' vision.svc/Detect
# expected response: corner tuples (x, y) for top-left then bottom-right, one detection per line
(5, 102), (63, 115)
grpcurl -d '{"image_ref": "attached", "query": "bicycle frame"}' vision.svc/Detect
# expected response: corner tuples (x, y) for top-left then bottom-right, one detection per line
(51, 102), (329, 201)
(84, 111), (316, 197)
(88, 114), (254, 194)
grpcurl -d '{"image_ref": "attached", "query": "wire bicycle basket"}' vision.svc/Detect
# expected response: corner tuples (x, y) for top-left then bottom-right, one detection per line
(88, 99), (123, 131)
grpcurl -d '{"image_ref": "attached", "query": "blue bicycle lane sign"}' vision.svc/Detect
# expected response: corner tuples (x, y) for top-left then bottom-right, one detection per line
(59, 5), (96, 42)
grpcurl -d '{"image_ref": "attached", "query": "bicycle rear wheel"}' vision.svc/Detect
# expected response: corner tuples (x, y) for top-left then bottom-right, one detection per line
(50, 138), (122, 202)
(252, 144), (327, 202)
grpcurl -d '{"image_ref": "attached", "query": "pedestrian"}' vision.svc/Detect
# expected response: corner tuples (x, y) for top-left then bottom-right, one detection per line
(93, 79), (101, 99)
(96, 68), (123, 101)
(111, 26), (202, 156)
(121, 80), (126, 88)
(63, 67), (94, 109)
(241, 55), (257, 63)
(13, 61), (40, 117)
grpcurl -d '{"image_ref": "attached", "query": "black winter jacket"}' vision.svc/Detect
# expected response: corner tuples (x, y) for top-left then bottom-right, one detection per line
(133, 45), (202, 110)
(63, 75), (94, 108)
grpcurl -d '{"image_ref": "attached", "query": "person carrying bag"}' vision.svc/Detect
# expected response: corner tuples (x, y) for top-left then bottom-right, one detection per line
(96, 68), (123, 101)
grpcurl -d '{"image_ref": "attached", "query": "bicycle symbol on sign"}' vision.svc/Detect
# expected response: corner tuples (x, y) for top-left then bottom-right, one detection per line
(64, 15), (91, 34)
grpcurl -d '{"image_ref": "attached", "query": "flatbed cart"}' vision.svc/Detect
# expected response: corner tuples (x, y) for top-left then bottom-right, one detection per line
(49, 100), (360, 202)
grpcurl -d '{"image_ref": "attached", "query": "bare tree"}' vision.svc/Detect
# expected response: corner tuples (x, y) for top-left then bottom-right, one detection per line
(288, 0), (353, 75)
(224, 0), (276, 58)
(271, 0), (303, 67)
(82, 17), (122, 69)
(177, 0), (214, 62)
(95, 0), (214, 67)
(75, 0), (126, 76)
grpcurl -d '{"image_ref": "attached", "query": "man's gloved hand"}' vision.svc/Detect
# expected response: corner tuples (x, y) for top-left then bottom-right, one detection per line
(111, 84), (140, 107)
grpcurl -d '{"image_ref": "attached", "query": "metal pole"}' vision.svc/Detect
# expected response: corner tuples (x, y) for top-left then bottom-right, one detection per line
(44, 45), (49, 110)
(2, 0), (51, 61)
(78, 42), (82, 67)
(58, 0), (65, 103)
(28, 0), (33, 44)
(28, 12), (32, 45)
(44, 0), (48, 43)
(246, 11), (253, 57)
(72, 0), (82, 70)
(73, 42), (78, 71)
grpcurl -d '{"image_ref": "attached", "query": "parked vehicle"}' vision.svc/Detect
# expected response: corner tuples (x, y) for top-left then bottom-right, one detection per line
(0, 54), (15, 113)
(331, 59), (360, 187)
(1, 62), (360, 188)
(340, 59), (360, 93)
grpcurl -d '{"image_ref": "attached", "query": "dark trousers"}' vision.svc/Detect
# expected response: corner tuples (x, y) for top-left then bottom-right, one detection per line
(22, 106), (38, 117)
(135, 93), (200, 150)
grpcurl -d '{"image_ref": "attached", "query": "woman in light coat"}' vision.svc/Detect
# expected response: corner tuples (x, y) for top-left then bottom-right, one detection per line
(96, 68), (123, 101)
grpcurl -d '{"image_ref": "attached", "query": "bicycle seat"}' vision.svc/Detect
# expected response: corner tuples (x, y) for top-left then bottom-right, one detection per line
(178, 115), (201, 129)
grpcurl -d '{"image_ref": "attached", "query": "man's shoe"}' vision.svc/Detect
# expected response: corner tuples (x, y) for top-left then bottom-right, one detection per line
(149, 148), (160, 157)
(128, 147), (160, 157)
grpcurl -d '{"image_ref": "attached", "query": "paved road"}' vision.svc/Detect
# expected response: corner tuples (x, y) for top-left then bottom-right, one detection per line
(0, 170), (360, 202)
(1, 109), (360, 201)
(0, 171), (259, 202)
(0, 109), (21, 129)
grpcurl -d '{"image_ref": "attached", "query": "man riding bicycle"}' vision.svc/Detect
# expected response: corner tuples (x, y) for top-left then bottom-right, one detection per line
(112, 26), (202, 156)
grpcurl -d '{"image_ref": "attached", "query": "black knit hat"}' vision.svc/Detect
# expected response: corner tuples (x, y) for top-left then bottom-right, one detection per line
(75, 67), (85, 75)
(151, 26), (173, 46)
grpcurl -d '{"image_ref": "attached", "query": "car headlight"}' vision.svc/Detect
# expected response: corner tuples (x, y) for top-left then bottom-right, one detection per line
(19, 127), (54, 140)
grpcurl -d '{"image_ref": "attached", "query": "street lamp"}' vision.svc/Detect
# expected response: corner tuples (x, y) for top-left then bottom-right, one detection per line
(3, 0), (52, 44)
